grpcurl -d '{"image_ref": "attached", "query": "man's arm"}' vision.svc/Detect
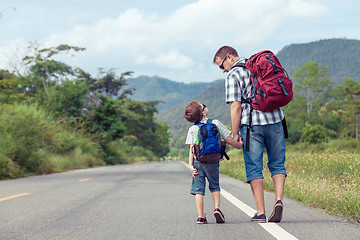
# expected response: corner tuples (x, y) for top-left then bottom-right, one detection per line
(230, 101), (242, 142)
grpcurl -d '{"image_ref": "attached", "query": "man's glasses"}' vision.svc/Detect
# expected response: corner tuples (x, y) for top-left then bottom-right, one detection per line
(219, 56), (227, 70)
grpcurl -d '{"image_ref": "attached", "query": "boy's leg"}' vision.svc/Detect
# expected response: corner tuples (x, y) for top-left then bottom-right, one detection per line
(195, 194), (205, 218)
(212, 191), (225, 223)
(212, 191), (220, 209)
(203, 162), (225, 223)
(190, 160), (206, 219)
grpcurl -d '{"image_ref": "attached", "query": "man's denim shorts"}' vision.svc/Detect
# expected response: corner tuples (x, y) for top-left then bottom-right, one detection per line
(240, 121), (287, 183)
(190, 159), (220, 195)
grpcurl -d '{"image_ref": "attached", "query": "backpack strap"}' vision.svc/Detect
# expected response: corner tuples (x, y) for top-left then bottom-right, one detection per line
(194, 118), (213, 125)
(230, 61), (246, 70)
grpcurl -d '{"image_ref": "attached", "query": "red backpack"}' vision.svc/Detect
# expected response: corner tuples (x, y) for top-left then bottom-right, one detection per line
(231, 50), (292, 152)
(232, 50), (293, 111)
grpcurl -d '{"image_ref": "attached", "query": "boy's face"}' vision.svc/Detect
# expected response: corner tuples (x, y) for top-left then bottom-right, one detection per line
(200, 102), (208, 117)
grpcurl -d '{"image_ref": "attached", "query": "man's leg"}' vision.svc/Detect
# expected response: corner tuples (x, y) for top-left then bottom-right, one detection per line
(241, 125), (266, 222)
(266, 122), (287, 222)
(249, 178), (265, 215)
(268, 174), (285, 222)
(272, 173), (285, 202)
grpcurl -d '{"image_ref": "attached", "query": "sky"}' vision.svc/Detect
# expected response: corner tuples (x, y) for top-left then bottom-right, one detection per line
(1, 0), (359, 83)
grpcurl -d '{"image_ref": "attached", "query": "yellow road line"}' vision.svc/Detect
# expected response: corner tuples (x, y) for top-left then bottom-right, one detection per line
(78, 178), (92, 182)
(0, 193), (32, 202)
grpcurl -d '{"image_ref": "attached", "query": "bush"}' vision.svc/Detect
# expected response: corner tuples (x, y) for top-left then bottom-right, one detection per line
(0, 104), (103, 177)
(104, 139), (157, 165)
(301, 124), (327, 144)
(0, 154), (25, 179)
(48, 147), (103, 171)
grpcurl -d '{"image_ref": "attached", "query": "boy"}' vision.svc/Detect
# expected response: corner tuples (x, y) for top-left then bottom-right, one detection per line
(184, 101), (242, 224)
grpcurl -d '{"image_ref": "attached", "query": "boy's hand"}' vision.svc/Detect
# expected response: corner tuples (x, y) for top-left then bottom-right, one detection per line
(232, 134), (243, 149)
(237, 137), (244, 149)
(233, 134), (241, 142)
(190, 165), (199, 177)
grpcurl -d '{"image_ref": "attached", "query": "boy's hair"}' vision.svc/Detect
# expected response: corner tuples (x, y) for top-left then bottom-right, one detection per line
(213, 46), (239, 63)
(184, 101), (203, 123)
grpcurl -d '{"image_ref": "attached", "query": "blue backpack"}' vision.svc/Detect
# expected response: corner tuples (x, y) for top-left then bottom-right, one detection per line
(192, 119), (229, 163)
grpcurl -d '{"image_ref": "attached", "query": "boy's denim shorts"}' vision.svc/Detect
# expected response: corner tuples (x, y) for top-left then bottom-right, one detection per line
(190, 159), (220, 195)
(240, 121), (287, 183)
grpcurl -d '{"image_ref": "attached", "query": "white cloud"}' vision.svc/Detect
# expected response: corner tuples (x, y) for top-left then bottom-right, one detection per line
(136, 50), (195, 69)
(283, 0), (329, 19)
(2, 0), (354, 82)
(45, 0), (330, 50)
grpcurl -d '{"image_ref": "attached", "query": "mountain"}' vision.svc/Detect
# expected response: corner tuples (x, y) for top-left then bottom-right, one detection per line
(126, 75), (221, 110)
(128, 39), (360, 113)
(126, 38), (360, 147)
(156, 80), (230, 139)
(276, 38), (360, 85)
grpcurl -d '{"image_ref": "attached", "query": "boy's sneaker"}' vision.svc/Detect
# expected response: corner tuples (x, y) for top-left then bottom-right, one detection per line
(268, 200), (283, 223)
(214, 208), (225, 223)
(196, 217), (207, 224)
(251, 213), (266, 223)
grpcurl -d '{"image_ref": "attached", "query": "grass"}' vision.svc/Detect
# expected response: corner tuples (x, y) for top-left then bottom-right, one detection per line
(0, 103), (160, 179)
(219, 142), (360, 223)
(0, 104), (105, 178)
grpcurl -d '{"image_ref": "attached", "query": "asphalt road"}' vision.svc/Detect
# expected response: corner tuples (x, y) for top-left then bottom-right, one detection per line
(0, 161), (359, 240)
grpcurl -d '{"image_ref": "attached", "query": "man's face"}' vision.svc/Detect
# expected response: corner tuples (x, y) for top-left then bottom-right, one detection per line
(215, 55), (229, 73)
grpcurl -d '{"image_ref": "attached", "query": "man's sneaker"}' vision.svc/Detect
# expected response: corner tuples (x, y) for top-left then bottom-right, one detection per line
(251, 213), (266, 223)
(268, 200), (283, 223)
(196, 217), (207, 224)
(214, 208), (225, 223)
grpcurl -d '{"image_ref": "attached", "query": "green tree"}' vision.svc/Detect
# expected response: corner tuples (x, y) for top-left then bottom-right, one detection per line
(122, 100), (169, 156)
(45, 80), (88, 118)
(0, 70), (26, 103)
(20, 43), (86, 99)
(88, 95), (126, 143)
(92, 69), (134, 99)
(340, 78), (360, 141)
(293, 61), (332, 118)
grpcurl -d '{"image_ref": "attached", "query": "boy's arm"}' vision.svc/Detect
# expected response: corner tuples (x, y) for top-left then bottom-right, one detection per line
(225, 137), (243, 149)
(188, 144), (198, 177)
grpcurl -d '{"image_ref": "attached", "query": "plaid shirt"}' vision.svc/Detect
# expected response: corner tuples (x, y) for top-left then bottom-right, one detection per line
(225, 58), (284, 126)
(185, 118), (231, 145)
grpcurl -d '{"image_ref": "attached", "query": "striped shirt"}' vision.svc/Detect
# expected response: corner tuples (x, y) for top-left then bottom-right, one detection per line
(225, 58), (284, 126)
(185, 118), (231, 145)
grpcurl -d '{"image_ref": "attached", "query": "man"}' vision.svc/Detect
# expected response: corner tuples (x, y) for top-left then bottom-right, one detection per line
(213, 46), (287, 223)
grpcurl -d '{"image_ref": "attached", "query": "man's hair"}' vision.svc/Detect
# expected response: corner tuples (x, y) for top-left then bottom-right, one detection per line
(213, 46), (239, 63)
(184, 101), (203, 123)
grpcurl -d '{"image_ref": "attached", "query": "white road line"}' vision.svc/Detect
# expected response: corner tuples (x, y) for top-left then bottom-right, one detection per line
(221, 189), (298, 240)
(180, 161), (298, 240)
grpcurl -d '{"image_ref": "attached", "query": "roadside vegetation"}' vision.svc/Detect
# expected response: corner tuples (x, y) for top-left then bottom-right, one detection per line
(0, 44), (169, 179)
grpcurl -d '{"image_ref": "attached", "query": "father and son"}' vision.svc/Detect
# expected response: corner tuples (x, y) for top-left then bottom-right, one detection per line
(184, 46), (287, 224)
